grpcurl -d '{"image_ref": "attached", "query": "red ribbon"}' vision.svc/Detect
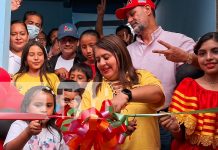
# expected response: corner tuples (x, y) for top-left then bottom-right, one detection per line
(0, 113), (47, 120)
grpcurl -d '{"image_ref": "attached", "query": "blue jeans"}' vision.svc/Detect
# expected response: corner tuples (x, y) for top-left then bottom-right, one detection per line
(159, 124), (172, 150)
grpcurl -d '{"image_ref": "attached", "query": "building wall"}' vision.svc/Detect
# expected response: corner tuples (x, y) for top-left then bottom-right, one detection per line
(11, 1), (72, 34)
(10, 0), (216, 40)
(1, 0), (216, 68)
(156, 0), (216, 40)
(0, 0), (11, 68)
(72, 12), (120, 35)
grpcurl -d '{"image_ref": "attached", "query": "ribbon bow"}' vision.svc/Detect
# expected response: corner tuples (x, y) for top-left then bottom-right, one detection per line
(56, 100), (129, 150)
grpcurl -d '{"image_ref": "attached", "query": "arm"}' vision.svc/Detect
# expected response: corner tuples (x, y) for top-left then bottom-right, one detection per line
(111, 85), (164, 112)
(5, 128), (32, 150)
(159, 115), (184, 140)
(159, 78), (194, 141)
(50, 73), (60, 95)
(80, 82), (93, 111)
(4, 120), (42, 150)
(131, 85), (164, 104)
(95, 0), (106, 38)
(152, 40), (199, 68)
(111, 70), (165, 112)
(55, 68), (69, 80)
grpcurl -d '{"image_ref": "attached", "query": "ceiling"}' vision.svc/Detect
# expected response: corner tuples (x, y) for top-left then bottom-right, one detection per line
(26, 0), (160, 14)
(26, 0), (126, 13)
(67, 0), (126, 14)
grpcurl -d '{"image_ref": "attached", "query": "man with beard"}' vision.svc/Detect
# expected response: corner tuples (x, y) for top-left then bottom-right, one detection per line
(115, 0), (198, 149)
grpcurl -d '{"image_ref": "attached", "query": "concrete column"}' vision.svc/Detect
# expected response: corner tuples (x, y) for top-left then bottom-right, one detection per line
(217, 0), (218, 31)
(0, 0), (11, 69)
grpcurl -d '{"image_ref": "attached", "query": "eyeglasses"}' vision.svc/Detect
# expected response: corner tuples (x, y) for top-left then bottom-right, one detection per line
(59, 37), (78, 44)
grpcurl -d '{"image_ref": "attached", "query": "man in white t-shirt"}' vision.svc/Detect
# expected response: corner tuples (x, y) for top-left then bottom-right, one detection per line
(48, 23), (79, 80)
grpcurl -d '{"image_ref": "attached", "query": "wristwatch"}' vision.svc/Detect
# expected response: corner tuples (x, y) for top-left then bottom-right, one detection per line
(121, 89), (132, 102)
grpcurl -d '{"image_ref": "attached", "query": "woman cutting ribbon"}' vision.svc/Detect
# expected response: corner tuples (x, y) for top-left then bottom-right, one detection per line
(80, 35), (165, 150)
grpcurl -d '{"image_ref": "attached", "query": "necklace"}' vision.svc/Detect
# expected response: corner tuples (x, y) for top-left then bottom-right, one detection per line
(203, 76), (218, 84)
(103, 78), (123, 97)
(108, 82), (118, 97)
(203, 76), (218, 89)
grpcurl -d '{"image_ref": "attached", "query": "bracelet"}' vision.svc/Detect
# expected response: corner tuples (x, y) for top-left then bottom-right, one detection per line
(186, 53), (193, 64)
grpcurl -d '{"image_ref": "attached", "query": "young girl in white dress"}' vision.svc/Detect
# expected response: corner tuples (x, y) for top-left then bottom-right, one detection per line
(4, 86), (68, 150)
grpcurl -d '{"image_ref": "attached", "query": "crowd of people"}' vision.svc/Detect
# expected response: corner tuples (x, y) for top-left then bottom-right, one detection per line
(0, 0), (217, 149)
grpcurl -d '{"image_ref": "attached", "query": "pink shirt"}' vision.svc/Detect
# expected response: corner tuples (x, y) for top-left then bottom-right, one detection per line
(127, 27), (195, 109)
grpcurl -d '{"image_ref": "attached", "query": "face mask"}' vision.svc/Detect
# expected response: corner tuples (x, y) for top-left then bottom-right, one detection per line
(27, 24), (40, 39)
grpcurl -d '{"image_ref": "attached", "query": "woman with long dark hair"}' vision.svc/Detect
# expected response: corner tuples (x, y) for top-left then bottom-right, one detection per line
(160, 32), (218, 149)
(80, 35), (165, 149)
(14, 40), (59, 95)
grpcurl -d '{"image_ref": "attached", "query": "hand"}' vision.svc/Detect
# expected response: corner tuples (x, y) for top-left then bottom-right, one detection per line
(111, 92), (128, 112)
(126, 119), (137, 135)
(159, 114), (180, 133)
(55, 68), (69, 80)
(152, 40), (189, 63)
(26, 120), (42, 136)
(68, 100), (79, 109)
(97, 0), (106, 16)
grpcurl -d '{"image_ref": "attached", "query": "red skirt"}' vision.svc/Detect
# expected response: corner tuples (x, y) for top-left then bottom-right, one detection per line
(171, 139), (218, 150)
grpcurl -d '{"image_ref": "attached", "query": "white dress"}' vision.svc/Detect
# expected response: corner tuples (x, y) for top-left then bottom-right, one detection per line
(4, 120), (69, 150)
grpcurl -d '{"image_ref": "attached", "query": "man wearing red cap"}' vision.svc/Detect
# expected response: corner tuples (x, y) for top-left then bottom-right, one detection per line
(116, 0), (196, 149)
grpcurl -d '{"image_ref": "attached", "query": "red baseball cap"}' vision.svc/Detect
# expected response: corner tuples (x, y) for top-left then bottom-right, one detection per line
(115, 0), (156, 19)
